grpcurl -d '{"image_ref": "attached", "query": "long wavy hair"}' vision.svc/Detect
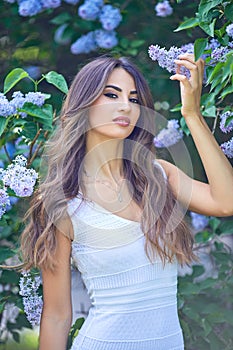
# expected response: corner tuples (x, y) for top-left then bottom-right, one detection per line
(20, 56), (196, 271)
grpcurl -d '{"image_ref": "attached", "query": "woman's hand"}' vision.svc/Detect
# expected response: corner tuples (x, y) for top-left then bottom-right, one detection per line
(170, 53), (205, 120)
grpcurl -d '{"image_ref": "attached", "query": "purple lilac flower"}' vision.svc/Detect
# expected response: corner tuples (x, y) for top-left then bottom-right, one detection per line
(211, 46), (230, 63)
(228, 41), (233, 48)
(1, 155), (38, 197)
(40, 0), (61, 9)
(190, 212), (209, 231)
(99, 5), (122, 31)
(0, 188), (10, 219)
(226, 23), (233, 38)
(0, 94), (14, 117)
(71, 31), (97, 54)
(9, 91), (26, 116)
(180, 43), (194, 54)
(95, 29), (118, 49)
(206, 38), (220, 51)
(155, 0), (173, 17)
(153, 119), (183, 148)
(220, 137), (233, 158)
(78, 0), (101, 20)
(19, 270), (43, 327)
(18, 0), (42, 16)
(25, 92), (46, 106)
(148, 44), (190, 77)
(219, 111), (233, 133)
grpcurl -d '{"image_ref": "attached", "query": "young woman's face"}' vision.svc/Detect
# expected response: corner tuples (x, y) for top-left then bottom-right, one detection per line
(88, 68), (140, 140)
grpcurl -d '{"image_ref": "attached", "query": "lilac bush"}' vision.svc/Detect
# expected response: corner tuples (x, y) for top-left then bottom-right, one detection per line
(220, 138), (233, 159)
(219, 111), (233, 134)
(78, 0), (102, 21)
(70, 31), (97, 54)
(226, 23), (233, 38)
(99, 5), (122, 31)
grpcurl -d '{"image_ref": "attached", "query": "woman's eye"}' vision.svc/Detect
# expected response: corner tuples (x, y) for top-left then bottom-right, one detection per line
(130, 98), (139, 104)
(104, 93), (118, 99)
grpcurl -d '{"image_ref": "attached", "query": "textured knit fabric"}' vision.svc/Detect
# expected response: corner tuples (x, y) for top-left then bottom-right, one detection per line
(67, 194), (184, 350)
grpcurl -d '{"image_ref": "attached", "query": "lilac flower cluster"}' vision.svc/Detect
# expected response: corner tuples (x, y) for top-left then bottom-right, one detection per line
(73, 2), (122, 54)
(220, 138), (233, 159)
(4, 0), (79, 17)
(19, 270), (43, 327)
(219, 111), (233, 133)
(153, 119), (183, 148)
(190, 212), (209, 231)
(148, 39), (232, 76)
(1, 155), (38, 198)
(155, 1), (173, 18)
(148, 44), (192, 77)
(0, 91), (47, 119)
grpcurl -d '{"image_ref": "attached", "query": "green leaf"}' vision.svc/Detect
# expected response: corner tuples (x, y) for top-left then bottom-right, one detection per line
(180, 117), (190, 136)
(199, 19), (216, 37)
(195, 230), (212, 243)
(206, 62), (224, 84)
(174, 17), (199, 32)
(0, 246), (14, 263)
(3, 68), (29, 94)
(202, 105), (216, 117)
(198, 0), (222, 18)
(225, 3), (233, 21)
(194, 38), (208, 61)
(0, 116), (9, 137)
(209, 217), (221, 231)
(220, 85), (233, 99)
(12, 331), (20, 343)
(130, 40), (145, 48)
(50, 12), (71, 25)
(218, 220), (233, 235)
(44, 71), (68, 94)
(170, 103), (182, 112)
(19, 103), (53, 129)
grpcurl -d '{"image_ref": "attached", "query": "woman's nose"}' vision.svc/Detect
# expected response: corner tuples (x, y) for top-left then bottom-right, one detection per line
(117, 99), (131, 113)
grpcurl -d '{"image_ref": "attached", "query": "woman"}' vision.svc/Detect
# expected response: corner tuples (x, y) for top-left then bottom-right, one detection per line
(21, 55), (233, 350)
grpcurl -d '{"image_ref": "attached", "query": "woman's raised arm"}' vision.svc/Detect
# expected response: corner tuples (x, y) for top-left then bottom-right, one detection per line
(159, 53), (233, 216)
(39, 218), (73, 350)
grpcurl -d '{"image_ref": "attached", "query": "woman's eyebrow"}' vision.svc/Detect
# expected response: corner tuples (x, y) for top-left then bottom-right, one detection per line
(105, 84), (137, 95)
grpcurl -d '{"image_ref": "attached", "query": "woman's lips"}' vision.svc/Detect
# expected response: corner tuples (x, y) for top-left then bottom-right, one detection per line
(112, 116), (130, 127)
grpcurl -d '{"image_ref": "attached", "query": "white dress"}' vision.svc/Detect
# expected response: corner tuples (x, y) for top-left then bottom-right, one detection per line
(67, 194), (184, 350)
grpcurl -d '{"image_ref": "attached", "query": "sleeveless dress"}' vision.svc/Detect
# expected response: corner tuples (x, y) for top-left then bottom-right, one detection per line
(67, 192), (184, 350)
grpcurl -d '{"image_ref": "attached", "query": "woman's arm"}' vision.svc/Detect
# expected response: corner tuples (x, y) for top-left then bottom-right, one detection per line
(159, 53), (233, 216)
(39, 218), (73, 350)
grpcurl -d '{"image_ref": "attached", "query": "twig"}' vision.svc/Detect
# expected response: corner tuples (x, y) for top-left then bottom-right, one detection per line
(3, 144), (11, 163)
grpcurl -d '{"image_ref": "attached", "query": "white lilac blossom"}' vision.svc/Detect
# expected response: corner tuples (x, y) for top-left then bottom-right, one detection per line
(220, 137), (233, 158)
(148, 44), (191, 78)
(18, 0), (42, 16)
(95, 29), (118, 49)
(190, 212), (209, 231)
(99, 5), (122, 31)
(78, 0), (101, 20)
(0, 188), (10, 219)
(155, 0), (173, 17)
(1, 155), (38, 197)
(71, 31), (97, 54)
(19, 271), (43, 327)
(226, 23), (233, 38)
(153, 119), (183, 148)
(219, 111), (233, 133)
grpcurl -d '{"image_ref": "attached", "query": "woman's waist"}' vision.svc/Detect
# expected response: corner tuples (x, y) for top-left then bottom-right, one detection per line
(88, 279), (177, 312)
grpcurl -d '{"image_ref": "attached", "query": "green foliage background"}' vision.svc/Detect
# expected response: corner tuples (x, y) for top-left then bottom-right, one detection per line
(0, 0), (232, 349)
